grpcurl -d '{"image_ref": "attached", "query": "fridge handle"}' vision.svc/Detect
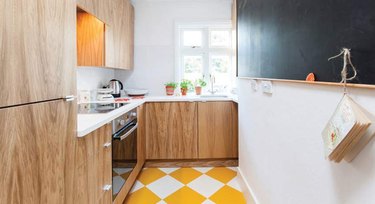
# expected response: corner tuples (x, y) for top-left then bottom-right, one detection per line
(64, 95), (76, 102)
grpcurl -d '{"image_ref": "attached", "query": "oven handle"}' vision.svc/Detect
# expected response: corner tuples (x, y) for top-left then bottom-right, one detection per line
(117, 123), (138, 141)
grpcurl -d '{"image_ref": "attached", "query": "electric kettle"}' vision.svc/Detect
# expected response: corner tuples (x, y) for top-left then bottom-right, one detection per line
(109, 79), (123, 98)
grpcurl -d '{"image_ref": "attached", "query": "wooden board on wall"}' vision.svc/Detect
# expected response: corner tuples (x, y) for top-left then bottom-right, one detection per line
(198, 102), (238, 159)
(0, 100), (76, 204)
(0, 0), (76, 107)
(146, 102), (198, 159)
(237, 0), (375, 86)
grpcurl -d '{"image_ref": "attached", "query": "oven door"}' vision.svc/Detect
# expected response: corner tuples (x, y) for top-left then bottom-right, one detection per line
(112, 119), (138, 201)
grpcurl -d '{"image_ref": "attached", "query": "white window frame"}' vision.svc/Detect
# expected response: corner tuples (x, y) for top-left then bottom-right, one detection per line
(175, 21), (234, 89)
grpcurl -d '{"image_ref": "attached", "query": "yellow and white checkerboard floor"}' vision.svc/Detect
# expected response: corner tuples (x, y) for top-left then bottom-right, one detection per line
(124, 167), (246, 204)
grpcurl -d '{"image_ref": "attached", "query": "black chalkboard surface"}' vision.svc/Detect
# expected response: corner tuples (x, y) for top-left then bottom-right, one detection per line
(237, 0), (375, 85)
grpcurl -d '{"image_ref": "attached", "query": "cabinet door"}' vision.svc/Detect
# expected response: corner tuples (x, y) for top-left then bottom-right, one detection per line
(105, 0), (134, 69)
(146, 102), (198, 159)
(0, 100), (76, 204)
(198, 102), (238, 159)
(73, 124), (112, 204)
(0, 0), (76, 107)
(76, 0), (112, 24)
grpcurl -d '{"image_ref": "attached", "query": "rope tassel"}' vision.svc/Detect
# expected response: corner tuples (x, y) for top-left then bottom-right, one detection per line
(328, 48), (358, 94)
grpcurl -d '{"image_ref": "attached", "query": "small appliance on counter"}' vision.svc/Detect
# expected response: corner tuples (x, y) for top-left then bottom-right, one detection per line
(109, 79), (123, 98)
(97, 88), (114, 101)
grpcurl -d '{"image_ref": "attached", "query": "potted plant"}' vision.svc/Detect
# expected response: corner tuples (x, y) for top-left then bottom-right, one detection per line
(194, 78), (207, 95)
(165, 82), (178, 96)
(179, 79), (193, 96)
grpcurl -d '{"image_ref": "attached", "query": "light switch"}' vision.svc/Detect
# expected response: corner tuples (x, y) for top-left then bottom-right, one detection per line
(261, 81), (273, 94)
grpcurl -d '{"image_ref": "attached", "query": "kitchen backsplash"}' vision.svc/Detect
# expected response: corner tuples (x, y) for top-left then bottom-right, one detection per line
(77, 67), (115, 91)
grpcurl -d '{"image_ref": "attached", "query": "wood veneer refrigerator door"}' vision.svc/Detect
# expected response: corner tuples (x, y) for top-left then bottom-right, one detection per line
(0, 100), (77, 204)
(0, 0), (76, 108)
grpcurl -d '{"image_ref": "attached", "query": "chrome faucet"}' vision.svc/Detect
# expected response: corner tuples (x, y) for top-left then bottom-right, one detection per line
(208, 74), (217, 94)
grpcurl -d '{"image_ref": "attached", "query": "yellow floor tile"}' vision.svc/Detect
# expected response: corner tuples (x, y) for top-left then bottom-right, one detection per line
(206, 167), (237, 184)
(164, 186), (206, 204)
(210, 186), (246, 204)
(169, 168), (203, 184)
(125, 187), (161, 204)
(137, 168), (167, 185)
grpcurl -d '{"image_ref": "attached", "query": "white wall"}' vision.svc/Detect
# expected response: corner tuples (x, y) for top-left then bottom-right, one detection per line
(77, 67), (115, 91)
(116, 0), (232, 95)
(238, 79), (375, 204)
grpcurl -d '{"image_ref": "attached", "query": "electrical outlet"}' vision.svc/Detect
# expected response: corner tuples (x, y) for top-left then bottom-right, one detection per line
(250, 80), (258, 91)
(261, 81), (273, 94)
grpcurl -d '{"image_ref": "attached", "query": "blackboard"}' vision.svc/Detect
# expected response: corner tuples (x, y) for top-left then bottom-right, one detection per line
(237, 0), (375, 85)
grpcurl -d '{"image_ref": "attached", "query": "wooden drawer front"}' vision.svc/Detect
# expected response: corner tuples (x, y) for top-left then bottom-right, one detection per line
(146, 102), (198, 159)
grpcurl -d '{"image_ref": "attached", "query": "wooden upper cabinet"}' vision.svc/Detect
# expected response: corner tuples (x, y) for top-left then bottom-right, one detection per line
(106, 0), (135, 69)
(77, 0), (135, 69)
(0, 100), (76, 204)
(77, 9), (105, 67)
(146, 102), (198, 159)
(0, 0), (76, 107)
(198, 102), (239, 159)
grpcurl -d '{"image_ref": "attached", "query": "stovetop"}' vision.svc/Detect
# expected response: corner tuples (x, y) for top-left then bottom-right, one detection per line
(78, 103), (126, 114)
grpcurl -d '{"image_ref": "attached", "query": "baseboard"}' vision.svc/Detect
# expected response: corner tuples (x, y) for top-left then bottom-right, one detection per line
(237, 167), (259, 204)
(144, 159), (238, 168)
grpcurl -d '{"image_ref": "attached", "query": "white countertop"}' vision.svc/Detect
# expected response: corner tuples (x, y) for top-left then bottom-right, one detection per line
(77, 94), (238, 137)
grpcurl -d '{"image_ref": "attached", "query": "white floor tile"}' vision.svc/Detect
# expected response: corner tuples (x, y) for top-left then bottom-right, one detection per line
(202, 199), (215, 204)
(159, 167), (180, 174)
(130, 181), (145, 193)
(226, 167), (238, 172)
(193, 167), (213, 173)
(157, 200), (167, 204)
(146, 175), (184, 199)
(227, 177), (242, 192)
(113, 168), (133, 175)
(187, 175), (225, 197)
(112, 176), (125, 195)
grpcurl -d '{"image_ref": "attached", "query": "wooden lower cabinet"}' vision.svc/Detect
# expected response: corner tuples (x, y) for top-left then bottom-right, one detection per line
(198, 102), (238, 159)
(73, 124), (112, 204)
(146, 102), (198, 159)
(0, 100), (76, 204)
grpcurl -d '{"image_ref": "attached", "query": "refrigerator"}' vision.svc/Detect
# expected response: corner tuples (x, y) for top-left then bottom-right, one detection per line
(0, 0), (77, 203)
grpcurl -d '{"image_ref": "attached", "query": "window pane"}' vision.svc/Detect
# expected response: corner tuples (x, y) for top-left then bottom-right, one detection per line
(210, 30), (230, 47)
(184, 56), (203, 81)
(210, 56), (230, 85)
(183, 31), (202, 47)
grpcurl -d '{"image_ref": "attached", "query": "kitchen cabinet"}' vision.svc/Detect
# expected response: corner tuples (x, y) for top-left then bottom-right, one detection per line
(0, 100), (76, 204)
(146, 102), (198, 159)
(198, 102), (239, 159)
(73, 124), (112, 204)
(77, 0), (134, 69)
(0, 0), (76, 107)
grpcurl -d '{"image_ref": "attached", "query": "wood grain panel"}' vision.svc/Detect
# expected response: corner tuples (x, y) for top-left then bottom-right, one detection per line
(145, 159), (239, 168)
(198, 102), (238, 159)
(76, 0), (113, 24)
(0, 100), (76, 204)
(73, 124), (112, 204)
(0, 0), (76, 107)
(137, 104), (146, 165)
(77, 10), (105, 67)
(146, 102), (198, 159)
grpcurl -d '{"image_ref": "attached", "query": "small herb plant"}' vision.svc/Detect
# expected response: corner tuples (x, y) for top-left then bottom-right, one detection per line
(195, 78), (207, 87)
(165, 82), (178, 88)
(180, 79), (193, 89)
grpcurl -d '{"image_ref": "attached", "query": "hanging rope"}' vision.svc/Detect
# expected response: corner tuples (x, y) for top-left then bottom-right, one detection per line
(328, 48), (357, 94)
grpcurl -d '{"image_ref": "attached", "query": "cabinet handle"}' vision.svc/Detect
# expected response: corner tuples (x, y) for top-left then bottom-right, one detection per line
(64, 95), (75, 102)
(103, 185), (112, 191)
(103, 142), (111, 148)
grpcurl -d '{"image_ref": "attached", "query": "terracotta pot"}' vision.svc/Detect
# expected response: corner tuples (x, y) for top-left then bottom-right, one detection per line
(181, 88), (188, 96)
(165, 86), (175, 96)
(195, 86), (202, 95)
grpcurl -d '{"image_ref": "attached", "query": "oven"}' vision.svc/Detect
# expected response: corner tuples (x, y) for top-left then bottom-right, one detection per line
(111, 108), (138, 201)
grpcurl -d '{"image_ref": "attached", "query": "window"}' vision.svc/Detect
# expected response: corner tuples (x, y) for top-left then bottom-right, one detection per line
(176, 22), (234, 92)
